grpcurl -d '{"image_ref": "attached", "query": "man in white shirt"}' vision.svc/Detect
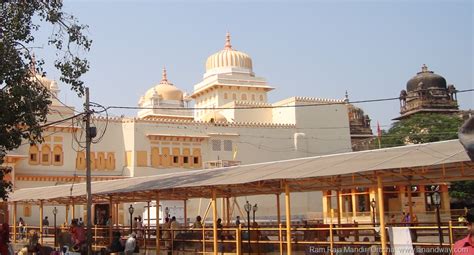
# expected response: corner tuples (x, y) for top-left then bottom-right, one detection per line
(124, 233), (136, 255)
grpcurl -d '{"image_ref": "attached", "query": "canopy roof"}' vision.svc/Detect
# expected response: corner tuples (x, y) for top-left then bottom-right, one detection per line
(9, 140), (474, 205)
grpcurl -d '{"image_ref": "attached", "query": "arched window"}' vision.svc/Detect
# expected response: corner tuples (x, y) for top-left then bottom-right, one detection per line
(52, 145), (63, 166)
(41, 145), (51, 165)
(251, 94), (256, 101)
(241, 94), (247, 100)
(224, 93), (228, 99)
(76, 151), (86, 170)
(29, 145), (39, 165)
(259, 95), (264, 101)
(106, 152), (116, 170)
(151, 147), (160, 168)
(97, 152), (106, 170)
(232, 93), (237, 100)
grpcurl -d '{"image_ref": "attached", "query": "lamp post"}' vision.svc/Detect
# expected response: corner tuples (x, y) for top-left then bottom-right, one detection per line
(252, 204), (258, 223)
(244, 201), (252, 254)
(431, 189), (443, 246)
(128, 204), (134, 234)
(52, 207), (58, 248)
(370, 198), (376, 227)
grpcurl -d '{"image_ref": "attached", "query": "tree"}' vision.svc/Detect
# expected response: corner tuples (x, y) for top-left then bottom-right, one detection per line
(381, 113), (463, 147)
(381, 113), (473, 206)
(0, 1), (91, 199)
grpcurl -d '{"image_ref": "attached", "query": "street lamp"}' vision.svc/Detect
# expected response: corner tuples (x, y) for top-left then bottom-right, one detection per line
(252, 204), (258, 223)
(244, 201), (252, 254)
(431, 189), (443, 246)
(128, 204), (135, 234)
(52, 207), (58, 248)
(370, 198), (376, 227)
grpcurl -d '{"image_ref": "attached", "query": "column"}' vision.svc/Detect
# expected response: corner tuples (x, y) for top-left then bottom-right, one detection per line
(155, 193), (160, 254)
(285, 182), (292, 255)
(351, 189), (357, 220)
(39, 201), (44, 244)
(337, 190), (342, 225)
(212, 189), (218, 255)
(276, 194), (281, 225)
(109, 197), (113, 245)
(13, 202), (17, 243)
(377, 176), (387, 255)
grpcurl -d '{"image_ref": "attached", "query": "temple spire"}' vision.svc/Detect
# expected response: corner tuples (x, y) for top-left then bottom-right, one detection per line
(224, 32), (232, 50)
(29, 53), (37, 75)
(421, 64), (428, 72)
(161, 67), (168, 83)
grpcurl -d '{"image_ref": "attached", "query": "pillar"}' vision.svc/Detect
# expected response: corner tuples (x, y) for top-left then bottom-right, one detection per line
(13, 202), (17, 243)
(39, 201), (44, 244)
(351, 188), (357, 219)
(65, 204), (69, 226)
(285, 182), (292, 254)
(71, 200), (76, 220)
(226, 197), (231, 226)
(407, 185), (413, 218)
(109, 197), (113, 245)
(377, 176), (388, 255)
(147, 201), (151, 240)
(276, 194), (281, 225)
(441, 185), (451, 213)
(155, 193), (160, 254)
(337, 190), (342, 225)
(184, 199), (188, 227)
(212, 189), (218, 255)
(322, 191), (329, 223)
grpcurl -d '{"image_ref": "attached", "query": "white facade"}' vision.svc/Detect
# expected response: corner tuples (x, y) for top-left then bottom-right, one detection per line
(7, 33), (354, 226)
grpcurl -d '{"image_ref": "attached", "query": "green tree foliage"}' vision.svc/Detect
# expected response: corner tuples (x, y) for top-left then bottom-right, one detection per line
(381, 113), (473, 204)
(0, 1), (91, 199)
(381, 113), (463, 147)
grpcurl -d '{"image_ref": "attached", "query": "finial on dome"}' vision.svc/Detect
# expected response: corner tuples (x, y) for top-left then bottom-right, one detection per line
(161, 67), (168, 83)
(421, 64), (428, 72)
(224, 32), (232, 50)
(344, 90), (349, 103)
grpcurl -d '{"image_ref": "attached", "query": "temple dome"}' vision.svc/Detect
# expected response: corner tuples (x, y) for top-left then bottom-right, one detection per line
(406, 64), (447, 92)
(202, 111), (228, 123)
(205, 32), (253, 72)
(143, 68), (183, 101)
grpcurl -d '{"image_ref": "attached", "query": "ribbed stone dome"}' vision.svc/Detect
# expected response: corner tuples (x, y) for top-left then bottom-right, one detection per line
(205, 32), (253, 72)
(406, 64), (447, 92)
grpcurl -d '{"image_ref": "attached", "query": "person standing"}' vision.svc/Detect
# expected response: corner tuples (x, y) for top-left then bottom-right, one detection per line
(42, 216), (50, 235)
(18, 217), (25, 240)
(453, 208), (474, 255)
(235, 216), (241, 226)
(124, 233), (137, 255)
(192, 216), (203, 229)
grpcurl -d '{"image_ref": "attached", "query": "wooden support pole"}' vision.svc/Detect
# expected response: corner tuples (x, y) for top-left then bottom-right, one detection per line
(226, 197), (231, 226)
(407, 184), (413, 218)
(13, 202), (17, 243)
(155, 193), (160, 254)
(147, 201), (151, 240)
(71, 199), (76, 220)
(377, 176), (388, 255)
(184, 199), (188, 227)
(202, 199), (212, 223)
(109, 196), (113, 246)
(65, 204), (69, 225)
(285, 182), (292, 255)
(337, 190), (342, 225)
(351, 188), (357, 219)
(39, 200), (44, 245)
(276, 194), (281, 226)
(212, 189), (218, 255)
(115, 203), (119, 225)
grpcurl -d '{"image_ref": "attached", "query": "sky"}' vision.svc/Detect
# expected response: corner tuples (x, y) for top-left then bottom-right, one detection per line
(34, 0), (473, 131)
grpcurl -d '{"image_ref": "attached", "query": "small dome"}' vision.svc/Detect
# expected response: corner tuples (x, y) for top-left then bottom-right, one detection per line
(202, 111), (228, 123)
(205, 32), (253, 72)
(406, 64), (447, 92)
(143, 68), (183, 101)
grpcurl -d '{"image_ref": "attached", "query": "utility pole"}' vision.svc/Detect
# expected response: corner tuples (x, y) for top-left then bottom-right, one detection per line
(84, 87), (93, 254)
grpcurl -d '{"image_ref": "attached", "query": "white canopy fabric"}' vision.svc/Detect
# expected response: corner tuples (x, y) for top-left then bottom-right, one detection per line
(8, 139), (473, 204)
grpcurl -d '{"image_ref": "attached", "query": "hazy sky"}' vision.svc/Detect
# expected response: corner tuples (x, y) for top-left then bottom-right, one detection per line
(35, 0), (473, 130)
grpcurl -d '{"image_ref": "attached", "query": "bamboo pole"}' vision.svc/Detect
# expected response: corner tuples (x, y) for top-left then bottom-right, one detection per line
(407, 184), (413, 218)
(329, 223), (334, 255)
(337, 190), (342, 225)
(377, 176), (388, 255)
(184, 199), (188, 227)
(212, 189), (218, 255)
(202, 199), (212, 223)
(71, 199), (76, 220)
(155, 193), (160, 254)
(285, 182), (292, 254)
(65, 204), (69, 225)
(236, 224), (242, 254)
(449, 220), (454, 251)
(39, 200), (44, 245)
